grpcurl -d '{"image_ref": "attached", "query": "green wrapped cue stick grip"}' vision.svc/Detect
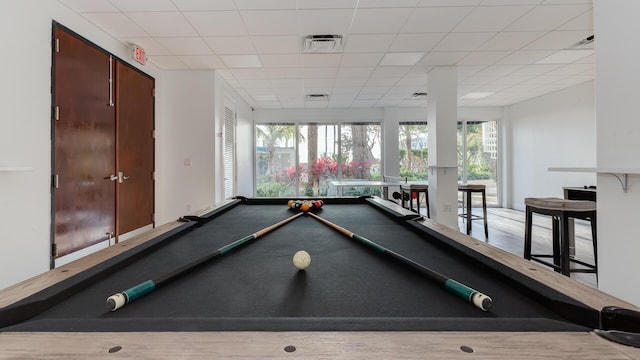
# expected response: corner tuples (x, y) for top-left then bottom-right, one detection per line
(106, 280), (156, 311)
(307, 212), (493, 311)
(106, 211), (304, 312)
(445, 279), (493, 311)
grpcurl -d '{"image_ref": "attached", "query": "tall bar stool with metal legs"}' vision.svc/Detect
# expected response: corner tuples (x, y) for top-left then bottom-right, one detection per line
(457, 184), (488, 238)
(523, 197), (597, 277)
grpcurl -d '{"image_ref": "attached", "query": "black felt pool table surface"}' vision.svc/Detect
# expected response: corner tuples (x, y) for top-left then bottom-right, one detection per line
(2, 198), (596, 332)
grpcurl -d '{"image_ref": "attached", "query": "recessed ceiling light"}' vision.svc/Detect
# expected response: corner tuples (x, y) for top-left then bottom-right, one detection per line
(460, 92), (493, 99)
(536, 49), (593, 64)
(306, 94), (329, 101)
(380, 52), (425, 66)
(409, 92), (427, 100)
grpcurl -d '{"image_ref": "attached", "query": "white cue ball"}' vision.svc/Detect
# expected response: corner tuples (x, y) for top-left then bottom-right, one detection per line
(293, 250), (311, 270)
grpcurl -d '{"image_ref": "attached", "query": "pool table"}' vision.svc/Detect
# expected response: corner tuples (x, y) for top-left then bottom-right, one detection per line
(1, 197), (639, 359)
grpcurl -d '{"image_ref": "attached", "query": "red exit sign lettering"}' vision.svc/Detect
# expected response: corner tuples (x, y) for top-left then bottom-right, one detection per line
(132, 45), (145, 65)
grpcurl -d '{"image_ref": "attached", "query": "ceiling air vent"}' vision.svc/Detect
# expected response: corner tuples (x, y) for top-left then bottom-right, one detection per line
(303, 35), (343, 53)
(306, 94), (329, 101)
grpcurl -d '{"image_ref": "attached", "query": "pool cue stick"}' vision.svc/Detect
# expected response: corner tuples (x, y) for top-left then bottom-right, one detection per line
(106, 211), (305, 311)
(307, 212), (492, 311)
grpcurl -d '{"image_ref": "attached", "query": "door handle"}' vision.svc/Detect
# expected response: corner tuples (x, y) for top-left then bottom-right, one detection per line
(104, 175), (118, 181)
(118, 171), (130, 183)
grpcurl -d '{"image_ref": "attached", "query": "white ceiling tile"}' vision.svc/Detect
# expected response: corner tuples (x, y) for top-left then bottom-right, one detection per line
(418, 52), (469, 66)
(238, 80), (271, 89)
(365, 78), (399, 86)
(350, 8), (413, 33)
(524, 30), (592, 50)
(481, 0), (543, 4)
(546, 63), (593, 76)
(474, 65), (522, 78)
(127, 12), (198, 37)
(304, 78), (335, 88)
(340, 53), (384, 67)
(270, 79), (303, 88)
(108, 0), (177, 11)
(333, 78), (368, 87)
(496, 50), (555, 64)
(204, 37), (255, 55)
(157, 37), (212, 55)
(542, 0), (592, 4)
(396, 75), (428, 86)
(557, 9), (593, 31)
(337, 67), (375, 78)
(359, 86), (389, 95)
(240, 10), (298, 35)
(402, 7), (474, 32)
(251, 36), (299, 54)
(478, 32), (545, 51)
(418, 0), (482, 5)
(57, 0), (118, 12)
(510, 64), (562, 75)
(147, 55), (189, 69)
(331, 86), (363, 95)
(216, 69), (235, 79)
(172, 0), (237, 11)
(301, 54), (343, 67)
(298, 9), (355, 35)
(296, 0), (358, 8)
(329, 94), (358, 101)
(82, 13), (149, 37)
(536, 49), (593, 64)
(265, 68), (303, 79)
(505, 4), (592, 31)
(371, 67), (412, 78)
(183, 11), (247, 36)
(457, 65), (486, 78)
(118, 37), (171, 55)
(344, 34), (395, 53)
(303, 67), (339, 77)
(234, 0), (296, 10)
(379, 52), (424, 66)
(357, 93), (383, 101)
(389, 33), (445, 52)
(461, 75), (500, 85)
(454, 6), (534, 32)
(434, 33), (496, 52)
(220, 55), (263, 68)
(351, 100), (378, 107)
(179, 55), (225, 69)
(457, 51), (511, 65)
(259, 54), (301, 68)
(304, 101), (329, 108)
(358, 0), (420, 7)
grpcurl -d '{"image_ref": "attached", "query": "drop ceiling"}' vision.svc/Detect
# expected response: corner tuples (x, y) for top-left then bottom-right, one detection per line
(56, 0), (594, 109)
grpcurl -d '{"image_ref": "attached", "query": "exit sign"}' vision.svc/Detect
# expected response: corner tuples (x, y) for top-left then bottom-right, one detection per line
(132, 45), (146, 65)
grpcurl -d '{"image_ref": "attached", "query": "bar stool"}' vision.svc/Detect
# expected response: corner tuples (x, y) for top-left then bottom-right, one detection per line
(401, 184), (430, 218)
(458, 184), (488, 238)
(523, 197), (597, 277)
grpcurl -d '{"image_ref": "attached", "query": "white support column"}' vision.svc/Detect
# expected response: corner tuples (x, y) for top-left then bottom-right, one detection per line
(427, 67), (458, 228)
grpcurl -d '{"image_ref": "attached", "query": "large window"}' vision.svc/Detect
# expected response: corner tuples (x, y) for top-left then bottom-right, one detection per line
(399, 122), (429, 180)
(255, 123), (381, 197)
(457, 120), (498, 206)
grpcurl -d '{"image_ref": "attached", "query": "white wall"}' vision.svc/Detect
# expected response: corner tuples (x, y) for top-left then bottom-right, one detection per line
(0, 1), (252, 290)
(508, 81), (597, 211)
(593, 0), (640, 306)
(0, 1), (160, 290)
(155, 71), (216, 224)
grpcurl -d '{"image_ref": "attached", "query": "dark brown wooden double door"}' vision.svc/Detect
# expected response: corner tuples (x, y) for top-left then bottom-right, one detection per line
(52, 24), (154, 259)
